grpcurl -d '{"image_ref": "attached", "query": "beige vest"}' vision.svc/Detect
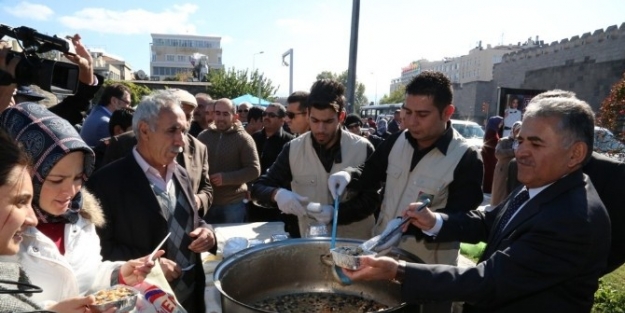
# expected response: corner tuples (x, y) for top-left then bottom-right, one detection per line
(377, 129), (469, 265)
(289, 131), (374, 239)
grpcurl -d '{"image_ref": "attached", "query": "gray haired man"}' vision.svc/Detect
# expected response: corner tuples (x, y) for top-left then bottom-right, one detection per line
(87, 90), (216, 313)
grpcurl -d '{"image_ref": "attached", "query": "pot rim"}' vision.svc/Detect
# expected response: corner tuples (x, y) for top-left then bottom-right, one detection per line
(213, 237), (421, 312)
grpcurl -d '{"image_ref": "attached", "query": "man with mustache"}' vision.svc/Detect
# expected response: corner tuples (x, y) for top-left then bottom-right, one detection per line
(87, 90), (217, 313)
(343, 90), (610, 313)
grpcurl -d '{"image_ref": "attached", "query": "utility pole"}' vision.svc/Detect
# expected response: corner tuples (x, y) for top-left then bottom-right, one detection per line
(345, 0), (360, 113)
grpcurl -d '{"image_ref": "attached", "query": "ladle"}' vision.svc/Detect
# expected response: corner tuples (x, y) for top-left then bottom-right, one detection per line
(330, 196), (353, 285)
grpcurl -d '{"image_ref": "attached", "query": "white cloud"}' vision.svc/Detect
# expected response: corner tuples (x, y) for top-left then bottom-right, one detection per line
(59, 4), (200, 35)
(4, 1), (54, 21)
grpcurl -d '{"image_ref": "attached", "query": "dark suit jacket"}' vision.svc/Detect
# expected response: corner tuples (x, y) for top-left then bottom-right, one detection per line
(583, 152), (625, 274)
(402, 169), (610, 312)
(100, 131), (213, 215)
(86, 154), (211, 312)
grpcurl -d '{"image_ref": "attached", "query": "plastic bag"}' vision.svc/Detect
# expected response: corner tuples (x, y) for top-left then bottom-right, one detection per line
(132, 262), (187, 313)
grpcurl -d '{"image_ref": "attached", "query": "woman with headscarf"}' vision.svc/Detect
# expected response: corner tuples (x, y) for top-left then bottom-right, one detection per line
(490, 121), (522, 205)
(0, 103), (159, 309)
(0, 129), (104, 312)
(481, 115), (503, 194)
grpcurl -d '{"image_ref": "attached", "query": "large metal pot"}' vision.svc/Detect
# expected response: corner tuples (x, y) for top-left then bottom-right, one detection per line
(213, 238), (423, 313)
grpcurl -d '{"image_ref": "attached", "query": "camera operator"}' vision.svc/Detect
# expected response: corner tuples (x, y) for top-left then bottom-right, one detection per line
(0, 34), (103, 126)
(48, 34), (103, 126)
(0, 40), (20, 111)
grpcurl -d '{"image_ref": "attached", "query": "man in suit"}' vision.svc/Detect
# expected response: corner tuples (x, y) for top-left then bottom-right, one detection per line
(343, 91), (611, 312)
(99, 89), (213, 216)
(87, 90), (216, 313)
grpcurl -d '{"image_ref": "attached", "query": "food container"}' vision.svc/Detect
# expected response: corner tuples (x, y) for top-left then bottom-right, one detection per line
(222, 237), (249, 258)
(330, 245), (376, 270)
(89, 285), (139, 313)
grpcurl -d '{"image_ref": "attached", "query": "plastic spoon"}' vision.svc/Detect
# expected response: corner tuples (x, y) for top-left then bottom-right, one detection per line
(330, 196), (352, 285)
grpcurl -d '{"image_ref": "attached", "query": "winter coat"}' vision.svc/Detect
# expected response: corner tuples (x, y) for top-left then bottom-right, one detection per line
(18, 190), (123, 308)
(197, 121), (260, 205)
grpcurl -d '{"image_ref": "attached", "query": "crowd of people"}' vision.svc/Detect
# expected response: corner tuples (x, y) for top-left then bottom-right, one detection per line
(0, 34), (624, 313)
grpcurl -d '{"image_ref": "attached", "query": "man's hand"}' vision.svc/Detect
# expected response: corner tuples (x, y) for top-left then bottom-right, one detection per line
(328, 171), (351, 200)
(210, 173), (223, 186)
(274, 188), (308, 216)
(158, 257), (181, 282)
(402, 202), (437, 231)
(188, 227), (216, 253)
(306, 202), (333, 224)
(368, 217), (404, 254)
(119, 250), (164, 285)
(194, 194), (201, 208)
(342, 256), (399, 282)
(64, 34), (94, 85)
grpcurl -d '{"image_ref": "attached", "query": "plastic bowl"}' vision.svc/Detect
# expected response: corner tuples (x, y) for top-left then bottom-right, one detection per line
(89, 285), (139, 313)
(330, 245), (376, 270)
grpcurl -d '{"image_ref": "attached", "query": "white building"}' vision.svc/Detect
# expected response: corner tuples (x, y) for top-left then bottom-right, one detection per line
(150, 33), (223, 81)
(389, 40), (541, 92)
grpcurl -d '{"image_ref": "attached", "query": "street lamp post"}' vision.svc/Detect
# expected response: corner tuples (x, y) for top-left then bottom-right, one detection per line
(253, 51), (264, 106)
(282, 49), (294, 95)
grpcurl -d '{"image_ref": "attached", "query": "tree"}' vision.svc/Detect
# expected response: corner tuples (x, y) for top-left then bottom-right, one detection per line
(315, 70), (368, 113)
(206, 67), (278, 100)
(379, 85), (405, 104)
(597, 72), (625, 141)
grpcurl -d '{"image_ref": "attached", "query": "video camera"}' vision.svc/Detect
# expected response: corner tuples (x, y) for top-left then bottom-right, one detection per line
(0, 24), (79, 93)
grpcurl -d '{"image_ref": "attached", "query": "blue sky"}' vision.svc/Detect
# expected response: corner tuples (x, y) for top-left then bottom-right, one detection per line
(2, 0), (624, 102)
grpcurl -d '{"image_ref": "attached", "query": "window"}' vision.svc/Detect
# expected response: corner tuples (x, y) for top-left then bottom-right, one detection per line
(166, 55), (175, 62)
(177, 55), (186, 62)
(151, 53), (156, 61)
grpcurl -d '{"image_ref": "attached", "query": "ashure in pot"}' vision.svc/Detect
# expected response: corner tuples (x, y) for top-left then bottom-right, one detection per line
(214, 238), (423, 313)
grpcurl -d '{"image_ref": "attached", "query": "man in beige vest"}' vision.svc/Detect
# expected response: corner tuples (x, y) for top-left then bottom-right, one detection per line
(329, 71), (484, 313)
(251, 79), (377, 239)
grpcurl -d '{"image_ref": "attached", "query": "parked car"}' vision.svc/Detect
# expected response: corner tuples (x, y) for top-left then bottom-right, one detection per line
(451, 119), (484, 150)
(594, 126), (625, 161)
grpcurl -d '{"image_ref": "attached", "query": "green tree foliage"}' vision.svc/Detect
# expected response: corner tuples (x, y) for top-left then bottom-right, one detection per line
(315, 70), (368, 113)
(206, 67), (278, 100)
(598, 72), (625, 141)
(380, 85), (405, 104)
(93, 80), (152, 106)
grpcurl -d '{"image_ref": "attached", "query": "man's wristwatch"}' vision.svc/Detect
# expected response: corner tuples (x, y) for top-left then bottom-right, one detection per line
(391, 260), (406, 284)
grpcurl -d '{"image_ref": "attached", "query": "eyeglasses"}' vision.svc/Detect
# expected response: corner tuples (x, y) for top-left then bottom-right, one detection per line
(347, 124), (361, 129)
(116, 97), (131, 105)
(262, 112), (281, 118)
(237, 109), (249, 113)
(285, 111), (306, 119)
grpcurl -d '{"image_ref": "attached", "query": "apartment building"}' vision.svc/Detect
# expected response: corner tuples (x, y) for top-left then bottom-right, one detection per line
(389, 42), (532, 92)
(150, 33), (223, 81)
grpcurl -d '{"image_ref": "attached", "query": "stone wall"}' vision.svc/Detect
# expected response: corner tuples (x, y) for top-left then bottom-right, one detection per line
(453, 81), (494, 125)
(491, 23), (625, 111)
